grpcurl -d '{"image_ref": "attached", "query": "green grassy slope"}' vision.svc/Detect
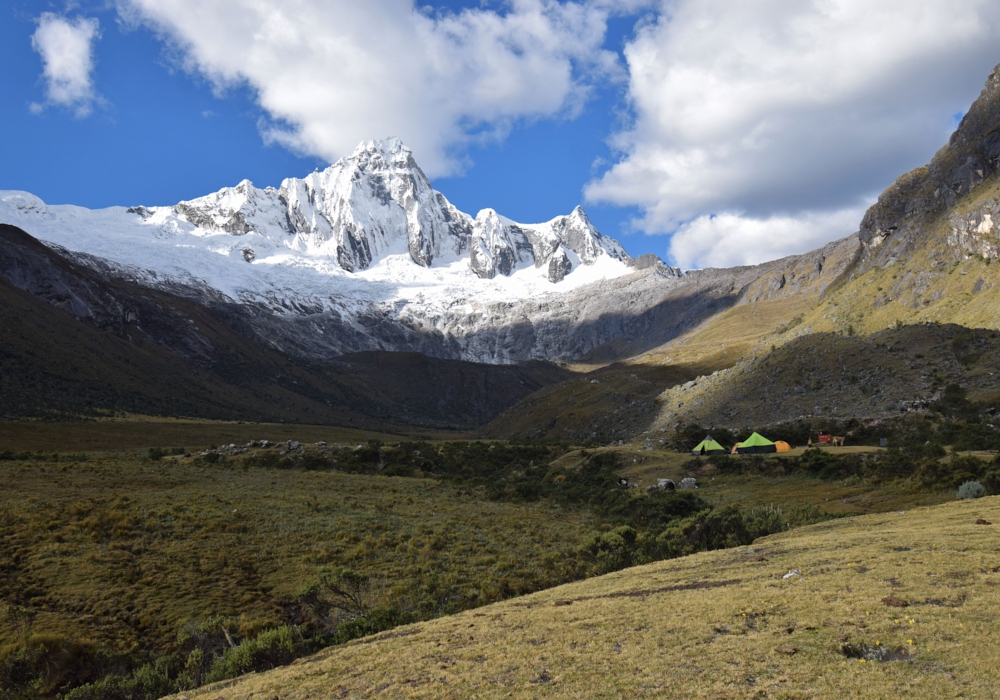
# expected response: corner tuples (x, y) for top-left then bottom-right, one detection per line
(0, 454), (592, 669)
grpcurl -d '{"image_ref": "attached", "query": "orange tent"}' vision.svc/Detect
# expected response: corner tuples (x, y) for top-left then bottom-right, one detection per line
(731, 442), (742, 453)
(775, 440), (793, 452)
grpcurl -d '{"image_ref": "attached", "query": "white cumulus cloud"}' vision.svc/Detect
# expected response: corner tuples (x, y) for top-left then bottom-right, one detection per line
(669, 207), (868, 271)
(120, 0), (634, 177)
(586, 0), (1000, 268)
(31, 13), (101, 117)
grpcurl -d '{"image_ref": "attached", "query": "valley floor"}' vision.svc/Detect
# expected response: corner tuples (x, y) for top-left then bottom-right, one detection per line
(179, 496), (1000, 699)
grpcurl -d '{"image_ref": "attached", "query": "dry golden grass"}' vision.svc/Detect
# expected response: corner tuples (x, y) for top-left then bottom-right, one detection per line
(804, 179), (1000, 339)
(637, 297), (816, 369)
(176, 496), (1000, 699)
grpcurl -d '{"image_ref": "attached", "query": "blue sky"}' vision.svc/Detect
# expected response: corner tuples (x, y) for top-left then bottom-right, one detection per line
(3, 1), (999, 268)
(1, 1), (652, 255)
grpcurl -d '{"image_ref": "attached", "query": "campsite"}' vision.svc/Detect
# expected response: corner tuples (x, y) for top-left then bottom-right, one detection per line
(692, 431), (822, 455)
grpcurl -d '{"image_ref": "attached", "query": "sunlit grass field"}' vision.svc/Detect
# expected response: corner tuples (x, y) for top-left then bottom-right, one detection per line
(177, 495), (1000, 699)
(0, 429), (982, 698)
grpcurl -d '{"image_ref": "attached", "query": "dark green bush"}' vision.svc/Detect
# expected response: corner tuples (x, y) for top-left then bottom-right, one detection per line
(204, 627), (305, 683)
(577, 525), (643, 574)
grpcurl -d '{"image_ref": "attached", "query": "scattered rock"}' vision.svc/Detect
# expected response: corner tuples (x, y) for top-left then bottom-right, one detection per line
(840, 641), (910, 662)
(782, 570), (801, 579)
(976, 518), (992, 525)
(531, 669), (552, 684)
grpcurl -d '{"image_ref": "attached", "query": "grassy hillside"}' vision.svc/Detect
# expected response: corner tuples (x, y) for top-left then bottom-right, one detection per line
(653, 323), (1000, 430)
(478, 362), (713, 442)
(801, 179), (1000, 338)
(176, 496), (1000, 699)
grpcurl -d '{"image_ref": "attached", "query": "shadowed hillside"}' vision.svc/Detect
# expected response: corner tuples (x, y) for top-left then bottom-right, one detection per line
(0, 224), (572, 429)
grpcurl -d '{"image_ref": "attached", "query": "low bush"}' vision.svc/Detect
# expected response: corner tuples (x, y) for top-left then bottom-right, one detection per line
(957, 480), (985, 499)
(204, 626), (306, 684)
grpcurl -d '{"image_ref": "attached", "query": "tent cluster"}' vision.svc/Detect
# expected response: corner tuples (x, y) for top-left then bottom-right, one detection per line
(690, 433), (793, 456)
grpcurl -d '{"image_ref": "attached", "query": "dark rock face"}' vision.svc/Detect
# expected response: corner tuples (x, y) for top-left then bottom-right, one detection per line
(468, 210), (534, 279)
(0, 223), (216, 365)
(547, 247), (572, 283)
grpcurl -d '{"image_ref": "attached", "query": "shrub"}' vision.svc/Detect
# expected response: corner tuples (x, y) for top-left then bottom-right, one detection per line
(957, 480), (985, 499)
(330, 607), (413, 645)
(204, 626), (304, 683)
(577, 525), (644, 574)
(63, 662), (174, 700)
(656, 506), (746, 558)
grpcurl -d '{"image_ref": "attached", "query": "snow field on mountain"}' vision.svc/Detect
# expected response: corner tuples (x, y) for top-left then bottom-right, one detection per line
(0, 189), (632, 315)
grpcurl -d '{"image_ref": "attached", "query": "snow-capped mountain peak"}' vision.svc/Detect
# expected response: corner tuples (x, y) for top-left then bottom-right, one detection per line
(0, 138), (657, 364)
(148, 137), (630, 283)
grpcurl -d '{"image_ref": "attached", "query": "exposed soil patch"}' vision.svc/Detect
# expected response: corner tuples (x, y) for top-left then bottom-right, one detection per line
(559, 579), (742, 604)
(526, 579), (742, 608)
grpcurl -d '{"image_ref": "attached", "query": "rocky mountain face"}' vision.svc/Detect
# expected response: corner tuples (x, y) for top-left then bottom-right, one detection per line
(858, 64), (1000, 269)
(168, 138), (472, 272)
(156, 138), (628, 281)
(0, 138), (653, 364)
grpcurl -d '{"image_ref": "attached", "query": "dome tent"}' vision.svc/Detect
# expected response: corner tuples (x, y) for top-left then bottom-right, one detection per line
(735, 432), (777, 454)
(774, 440), (793, 452)
(691, 436), (726, 455)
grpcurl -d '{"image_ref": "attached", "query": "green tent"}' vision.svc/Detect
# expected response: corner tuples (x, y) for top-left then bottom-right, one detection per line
(736, 432), (776, 454)
(691, 435), (726, 455)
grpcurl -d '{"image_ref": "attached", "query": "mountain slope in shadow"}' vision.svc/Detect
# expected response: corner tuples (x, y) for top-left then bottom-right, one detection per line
(0, 224), (572, 429)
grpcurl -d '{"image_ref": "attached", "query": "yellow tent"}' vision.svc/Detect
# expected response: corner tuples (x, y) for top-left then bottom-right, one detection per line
(775, 440), (793, 452)
(731, 442), (742, 453)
